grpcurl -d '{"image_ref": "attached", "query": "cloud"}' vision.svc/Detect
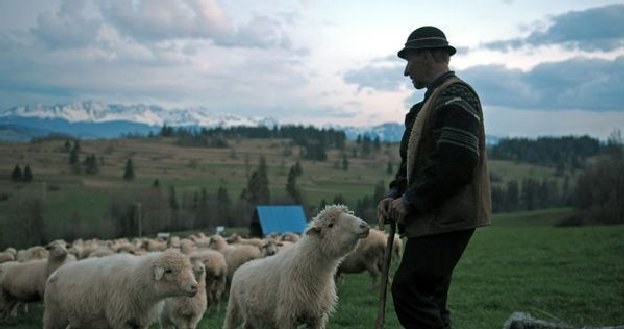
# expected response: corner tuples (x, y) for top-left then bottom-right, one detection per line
(483, 4), (624, 52)
(344, 56), (624, 112)
(462, 56), (624, 111)
(31, 0), (102, 49)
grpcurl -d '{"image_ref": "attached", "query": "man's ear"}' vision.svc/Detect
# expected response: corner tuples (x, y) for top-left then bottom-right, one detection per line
(154, 265), (164, 281)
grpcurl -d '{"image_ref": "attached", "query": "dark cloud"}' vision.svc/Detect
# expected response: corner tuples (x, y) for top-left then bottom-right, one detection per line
(344, 56), (624, 112)
(483, 4), (624, 52)
(462, 56), (624, 111)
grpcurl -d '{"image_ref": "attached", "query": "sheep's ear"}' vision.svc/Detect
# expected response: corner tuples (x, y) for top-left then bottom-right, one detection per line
(306, 226), (321, 236)
(154, 265), (165, 280)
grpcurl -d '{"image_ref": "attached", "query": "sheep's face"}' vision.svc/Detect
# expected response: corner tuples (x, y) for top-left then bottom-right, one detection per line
(46, 240), (68, 259)
(307, 205), (370, 258)
(153, 250), (199, 298)
(261, 239), (279, 256)
(191, 260), (206, 282)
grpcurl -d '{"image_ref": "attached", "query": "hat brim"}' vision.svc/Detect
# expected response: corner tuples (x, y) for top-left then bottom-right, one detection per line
(397, 45), (456, 59)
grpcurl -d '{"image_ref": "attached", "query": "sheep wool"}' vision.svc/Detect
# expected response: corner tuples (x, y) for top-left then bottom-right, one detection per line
(43, 249), (199, 329)
(223, 204), (370, 329)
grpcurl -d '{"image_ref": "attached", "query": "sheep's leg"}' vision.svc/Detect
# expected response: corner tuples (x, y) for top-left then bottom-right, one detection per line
(222, 299), (243, 329)
(307, 313), (329, 329)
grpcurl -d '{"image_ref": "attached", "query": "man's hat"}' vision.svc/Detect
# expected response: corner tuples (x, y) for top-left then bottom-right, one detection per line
(397, 26), (456, 59)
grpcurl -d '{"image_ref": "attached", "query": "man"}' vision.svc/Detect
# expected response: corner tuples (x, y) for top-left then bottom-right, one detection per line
(378, 26), (491, 329)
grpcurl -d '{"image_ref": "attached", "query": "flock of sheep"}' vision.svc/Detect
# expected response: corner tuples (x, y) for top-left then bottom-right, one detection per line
(0, 204), (402, 329)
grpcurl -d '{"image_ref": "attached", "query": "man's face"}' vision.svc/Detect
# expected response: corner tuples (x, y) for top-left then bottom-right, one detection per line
(403, 50), (431, 90)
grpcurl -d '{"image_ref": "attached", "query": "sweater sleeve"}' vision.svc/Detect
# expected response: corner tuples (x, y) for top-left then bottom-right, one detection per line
(402, 84), (483, 213)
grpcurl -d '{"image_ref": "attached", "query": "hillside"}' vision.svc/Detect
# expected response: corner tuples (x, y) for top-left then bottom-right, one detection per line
(0, 136), (571, 248)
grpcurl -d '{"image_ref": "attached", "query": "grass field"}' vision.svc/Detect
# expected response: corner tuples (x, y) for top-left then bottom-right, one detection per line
(0, 137), (565, 241)
(2, 208), (623, 329)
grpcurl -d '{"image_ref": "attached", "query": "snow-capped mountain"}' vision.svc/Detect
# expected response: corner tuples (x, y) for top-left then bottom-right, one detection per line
(2, 101), (278, 128)
(0, 101), (405, 142)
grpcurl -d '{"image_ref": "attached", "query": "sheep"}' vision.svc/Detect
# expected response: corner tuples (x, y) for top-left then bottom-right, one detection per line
(223, 204), (370, 329)
(190, 249), (228, 313)
(208, 235), (264, 290)
(336, 228), (388, 289)
(160, 259), (207, 329)
(16, 245), (48, 262)
(43, 249), (199, 329)
(0, 249), (16, 263)
(143, 237), (169, 252)
(179, 238), (197, 255)
(280, 232), (300, 243)
(227, 233), (265, 249)
(0, 239), (73, 318)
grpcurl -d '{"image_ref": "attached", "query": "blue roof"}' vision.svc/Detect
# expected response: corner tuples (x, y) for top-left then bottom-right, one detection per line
(256, 205), (308, 235)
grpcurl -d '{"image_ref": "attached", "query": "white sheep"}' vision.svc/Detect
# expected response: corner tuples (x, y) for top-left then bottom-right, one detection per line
(0, 239), (73, 317)
(190, 249), (228, 313)
(16, 245), (48, 262)
(208, 235), (263, 290)
(0, 248), (16, 263)
(43, 249), (199, 329)
(223, 204), (370, 329)
(336, 228), (387, 289)
(160, 259), (208, 329)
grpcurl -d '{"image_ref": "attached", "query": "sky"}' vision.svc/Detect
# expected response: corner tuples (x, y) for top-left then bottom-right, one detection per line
(0, 0), (623, 140)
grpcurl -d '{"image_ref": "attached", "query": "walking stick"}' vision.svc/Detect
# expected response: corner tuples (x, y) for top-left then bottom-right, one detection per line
(375, 217), (396, 329)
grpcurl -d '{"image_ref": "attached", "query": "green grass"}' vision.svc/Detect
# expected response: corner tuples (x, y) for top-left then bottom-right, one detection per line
(2, 210), (623, 329)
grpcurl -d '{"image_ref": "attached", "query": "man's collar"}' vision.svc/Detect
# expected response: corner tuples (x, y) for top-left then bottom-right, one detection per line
(424, 71), (455, 100)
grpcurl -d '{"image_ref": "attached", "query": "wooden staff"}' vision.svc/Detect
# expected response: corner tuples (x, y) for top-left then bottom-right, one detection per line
(375, 218), (396, 329)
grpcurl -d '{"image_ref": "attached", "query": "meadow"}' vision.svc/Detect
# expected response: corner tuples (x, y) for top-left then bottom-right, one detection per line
(1, 208), (623, 329)
(0, 136), (564, 242)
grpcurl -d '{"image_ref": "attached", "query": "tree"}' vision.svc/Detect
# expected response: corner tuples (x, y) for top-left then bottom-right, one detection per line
(123, 158), (135, 181)
(245, 156), (271, 206)
(11, 164), (22, 182)
(286, 165), (303, 203)
(341, 154), (349, 170)
(22, 164), (33, 182)
(69, 140), (81, 165)
(84, 155), (99, 175)
(216, 186), (232, 222)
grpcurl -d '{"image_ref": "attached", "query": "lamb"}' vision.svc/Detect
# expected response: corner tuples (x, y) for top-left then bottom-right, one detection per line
(160, 259), (207, 329)
(223, 204), (370, 329)
(0, 239), (73, 317)
(43, 249), (199, 329)
(190, 249), (228, 313)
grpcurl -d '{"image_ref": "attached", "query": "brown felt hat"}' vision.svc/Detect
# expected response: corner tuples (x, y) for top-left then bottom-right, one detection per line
(397, 26), (456, 59)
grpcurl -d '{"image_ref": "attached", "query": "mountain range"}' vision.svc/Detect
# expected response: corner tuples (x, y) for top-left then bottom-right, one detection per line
(0, 101), (409, 143)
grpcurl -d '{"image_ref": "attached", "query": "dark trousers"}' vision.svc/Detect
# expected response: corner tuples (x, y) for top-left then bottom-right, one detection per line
(391, 228), (475, 329)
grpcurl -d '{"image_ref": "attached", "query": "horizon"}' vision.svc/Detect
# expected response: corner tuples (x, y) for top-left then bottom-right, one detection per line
(1, 1), (623, 140)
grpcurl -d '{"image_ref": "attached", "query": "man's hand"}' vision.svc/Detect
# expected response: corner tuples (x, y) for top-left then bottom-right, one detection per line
(377, 198), (394, 226)
(391, 197), (408, 225)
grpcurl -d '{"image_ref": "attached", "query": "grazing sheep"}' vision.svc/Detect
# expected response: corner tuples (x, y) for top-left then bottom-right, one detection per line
(0, 249), (16, 263)
(16, 246), (48, 262)
(43, 249), (199, 329)
(227, 233), (265, 249)
(191, 249), (228, 313)
(0, 240), (73, 318)
(223, 204), (370, 329)
(160, 259), (208, 329)
(336, 228), (387, 289)
(208, 235), (263, 290)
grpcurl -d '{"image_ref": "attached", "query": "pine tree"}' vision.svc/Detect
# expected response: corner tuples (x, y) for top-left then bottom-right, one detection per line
(11, 165), (22, 182)
(22, 165), (33, 182)
(341, 154), (348, 170)
(84, 155), (99, 175)
(123, 158), (135, 181)
(286, 166), (302, 203)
